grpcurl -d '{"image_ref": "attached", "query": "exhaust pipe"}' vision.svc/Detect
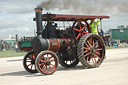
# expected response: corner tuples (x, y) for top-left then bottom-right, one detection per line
(34, 8), (43, 37)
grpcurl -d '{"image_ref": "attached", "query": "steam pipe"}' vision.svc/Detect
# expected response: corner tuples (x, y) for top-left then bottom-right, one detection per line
(34, 8), (43, 37)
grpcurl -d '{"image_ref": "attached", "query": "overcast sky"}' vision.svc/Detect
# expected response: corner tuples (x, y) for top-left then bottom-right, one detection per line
(0, 0), (128, 39)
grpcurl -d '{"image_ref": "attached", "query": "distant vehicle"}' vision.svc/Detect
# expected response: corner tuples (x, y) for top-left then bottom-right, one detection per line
(18, 40), (32, 52)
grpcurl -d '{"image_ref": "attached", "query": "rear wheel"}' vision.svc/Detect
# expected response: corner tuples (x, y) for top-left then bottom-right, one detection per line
(23, 50), (38, 73)
(77, 34), (105, 68)
(35, 51), (59, 75)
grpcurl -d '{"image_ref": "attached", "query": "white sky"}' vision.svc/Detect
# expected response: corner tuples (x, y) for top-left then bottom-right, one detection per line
(0, 0), (128, 39)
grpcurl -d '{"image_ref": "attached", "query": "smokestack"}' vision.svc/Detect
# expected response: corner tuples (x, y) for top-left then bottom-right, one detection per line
(34, 8), (43, 37)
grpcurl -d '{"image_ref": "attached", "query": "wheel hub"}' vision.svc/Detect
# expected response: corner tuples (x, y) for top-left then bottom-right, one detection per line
(46, 61), (51, 65)
(92, 48), (96, 53)
(80, 29), (84, 33)
(91, 48), (96, 55)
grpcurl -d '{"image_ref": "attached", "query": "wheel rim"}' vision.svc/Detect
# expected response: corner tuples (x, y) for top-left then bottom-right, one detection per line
(24, 51), (37, 73)
(73, 20), (91, 41)
(83, 35), (105, 67)
(38, 52), (58, 74)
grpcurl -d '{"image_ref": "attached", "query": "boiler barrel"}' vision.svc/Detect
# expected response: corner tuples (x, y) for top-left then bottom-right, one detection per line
(32, 37), (71, 54)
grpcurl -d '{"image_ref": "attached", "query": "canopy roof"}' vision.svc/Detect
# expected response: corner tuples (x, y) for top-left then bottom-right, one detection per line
(33, 13), (109, 21)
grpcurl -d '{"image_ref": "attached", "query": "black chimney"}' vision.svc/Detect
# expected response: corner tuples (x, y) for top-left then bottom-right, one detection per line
(34, 8), (43, 37)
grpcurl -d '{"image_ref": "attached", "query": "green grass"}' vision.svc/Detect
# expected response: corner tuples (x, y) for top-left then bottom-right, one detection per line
(0, 50), (27, 58)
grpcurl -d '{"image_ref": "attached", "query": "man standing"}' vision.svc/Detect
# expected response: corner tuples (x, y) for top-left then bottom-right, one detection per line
(89, 19), (100, 34)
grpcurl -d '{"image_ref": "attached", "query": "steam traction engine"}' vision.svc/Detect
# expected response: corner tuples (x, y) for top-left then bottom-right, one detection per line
(23, 8), (109, 75)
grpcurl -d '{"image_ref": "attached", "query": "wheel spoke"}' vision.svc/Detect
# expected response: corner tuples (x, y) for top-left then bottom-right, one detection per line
(83, 47), (90, 50)
(90, 36), (93, 45)
(49, 66), (52, 70)
(31, 64), (33, 69)
(78, 21), (82, 30)
(94, 40), (99, 46)
(76, 33), (81, 40)
(41, 55), (46, 61)
(74, 28), (80, 32)
(83, 50), (89, 54)
(89, 55), (93, 63)
(95, 52), (100, 55)
(82, 33), (83, 36)
(84, 52), (90, 58)
(95, 44), (99, 48)
(92, 57), (95, 65)
(49, 56), (53, 60)
(46, 66), (48, 70)
(50, 59), (55, 63)
(50, 64), (55, 68)
(96, 48), (103, 51)
(93, 56), (97, 65)
(92, 37), (95, 46)
(82, 24), (87, 30)
(27, 63), (32, 67)
(39, 62), (45, 66)
(87, 41), (92, 47)
(40, 59), (46, 63)
(94, 54), (101, 60)
(94, 55), (101, 63)
(46, 54), (49, 60)
(42, 65), (46, 70)
(85, 42), (90, 48)
(83, 31), (88, 34)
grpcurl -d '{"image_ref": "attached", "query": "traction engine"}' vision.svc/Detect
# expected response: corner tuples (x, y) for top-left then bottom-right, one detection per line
(23, 8), (109, 75)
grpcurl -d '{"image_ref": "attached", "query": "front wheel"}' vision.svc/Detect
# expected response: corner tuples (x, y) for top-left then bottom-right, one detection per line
(35, 51), (59, 75)
(23, 50), (38, 73)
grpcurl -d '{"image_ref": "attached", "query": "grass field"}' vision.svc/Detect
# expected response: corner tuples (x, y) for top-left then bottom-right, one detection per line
(0, 50), (27, 58)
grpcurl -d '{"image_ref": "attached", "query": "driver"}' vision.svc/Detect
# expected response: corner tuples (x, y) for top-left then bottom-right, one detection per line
(89, 19), (100, 34)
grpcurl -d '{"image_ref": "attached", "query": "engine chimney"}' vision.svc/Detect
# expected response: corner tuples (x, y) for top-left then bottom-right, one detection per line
(34, 8), (43, 37)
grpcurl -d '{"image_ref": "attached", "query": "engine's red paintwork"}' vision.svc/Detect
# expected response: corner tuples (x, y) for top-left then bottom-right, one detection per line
(47, 38), (71, 52)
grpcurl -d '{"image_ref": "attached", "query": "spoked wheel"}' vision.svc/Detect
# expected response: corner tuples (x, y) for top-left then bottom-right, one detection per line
(58, 54), (79, 68)
(77, 34), (105, 68)
(23, 50), (38, 73)
(72, 20), (91, 42)
(35, 51), (59, 75)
